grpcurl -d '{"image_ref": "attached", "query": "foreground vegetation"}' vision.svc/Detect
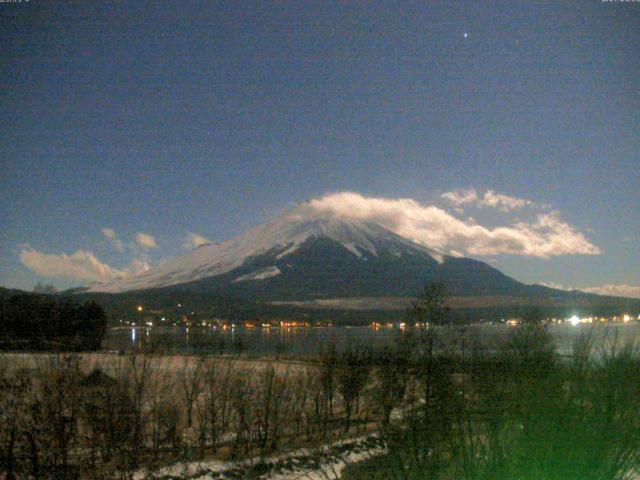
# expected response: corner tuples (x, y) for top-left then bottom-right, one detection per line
(0, 323), (639, 479)
(0, 347), (382, 479)
(344, 324), (640, 480)
(1, 286), (639, 479)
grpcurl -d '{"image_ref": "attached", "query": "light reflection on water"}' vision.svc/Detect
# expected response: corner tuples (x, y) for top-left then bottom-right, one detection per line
(106, 322), (640, 356)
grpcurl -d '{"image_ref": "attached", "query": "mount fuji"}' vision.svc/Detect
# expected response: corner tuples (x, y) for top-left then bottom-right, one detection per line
(89, 204), (536, 300)
(76, 203), (640, 320)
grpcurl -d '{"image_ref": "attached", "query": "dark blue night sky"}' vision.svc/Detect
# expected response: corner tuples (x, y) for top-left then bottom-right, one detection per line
(1, 1), (638, 295)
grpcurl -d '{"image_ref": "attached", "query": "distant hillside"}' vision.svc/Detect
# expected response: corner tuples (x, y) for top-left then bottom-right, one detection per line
(73, 286), (640, 326)
(0, 286), (32, 299)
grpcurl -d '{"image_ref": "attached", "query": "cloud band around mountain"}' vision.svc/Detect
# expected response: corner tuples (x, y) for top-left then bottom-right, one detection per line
(441, 188), (534, 212)
(307, 192), (600, 258)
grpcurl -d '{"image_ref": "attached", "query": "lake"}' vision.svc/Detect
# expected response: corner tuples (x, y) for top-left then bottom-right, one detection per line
(104, 321), (640, 357)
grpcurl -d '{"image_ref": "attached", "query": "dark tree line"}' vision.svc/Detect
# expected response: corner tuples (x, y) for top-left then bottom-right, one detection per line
(0, 294), (107, 351)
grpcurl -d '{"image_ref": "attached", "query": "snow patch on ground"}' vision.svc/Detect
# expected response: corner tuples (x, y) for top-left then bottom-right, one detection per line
(134, 435), (385, 480)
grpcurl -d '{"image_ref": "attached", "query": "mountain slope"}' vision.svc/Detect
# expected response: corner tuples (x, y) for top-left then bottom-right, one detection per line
(164, 235), (530, 301)
(87, 205), (610, 306)
(90, 208), (447, 295)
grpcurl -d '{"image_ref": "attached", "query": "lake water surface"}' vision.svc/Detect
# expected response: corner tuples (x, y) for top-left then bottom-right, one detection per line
(105, 322), (640, 357)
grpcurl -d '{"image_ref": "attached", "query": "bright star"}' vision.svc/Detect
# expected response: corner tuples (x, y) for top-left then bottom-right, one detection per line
(464, 32), (468, 38)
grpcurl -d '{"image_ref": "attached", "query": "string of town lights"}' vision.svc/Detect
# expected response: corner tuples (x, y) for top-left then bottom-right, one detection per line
(125, 304), (639, 331)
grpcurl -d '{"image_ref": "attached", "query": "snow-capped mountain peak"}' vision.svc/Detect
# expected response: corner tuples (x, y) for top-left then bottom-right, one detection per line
(89, 205), (445, 293)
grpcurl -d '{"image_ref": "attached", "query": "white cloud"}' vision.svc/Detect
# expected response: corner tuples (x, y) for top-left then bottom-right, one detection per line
(481, 190), (531, 212)
(441, 188), (533, 212)
(102, 227), (125, 252)
(441, 188), (478, 206)
(183, 232), (212, 250)
(19, 246), (149, 283)
(101, 228), (116, 240)
(582, 284), (640, 299)
(135, 233), (157, 250)
(307, 192), (601, 258)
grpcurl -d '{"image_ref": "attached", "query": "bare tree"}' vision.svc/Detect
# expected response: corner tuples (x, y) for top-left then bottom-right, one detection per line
(117, 353), (152, 474)
(255, 365), (290, 455)
(373, 343), (411, 425)
(408, 282), (450, 359)
(0, 366), (32, 480)
(200, 358), (236, 452)
(229, 372), (254, 459)
(336, 347), (371, 433)
(319, 342), (338, 433)
(289, 369), (315, 438)
(37, 356), (83, 478)
(179, 356), (204, 428)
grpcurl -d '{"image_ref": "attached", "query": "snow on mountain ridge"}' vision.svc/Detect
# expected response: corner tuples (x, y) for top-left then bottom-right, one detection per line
(89, 205), (446, 293)
(233, 266), (282, 283)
